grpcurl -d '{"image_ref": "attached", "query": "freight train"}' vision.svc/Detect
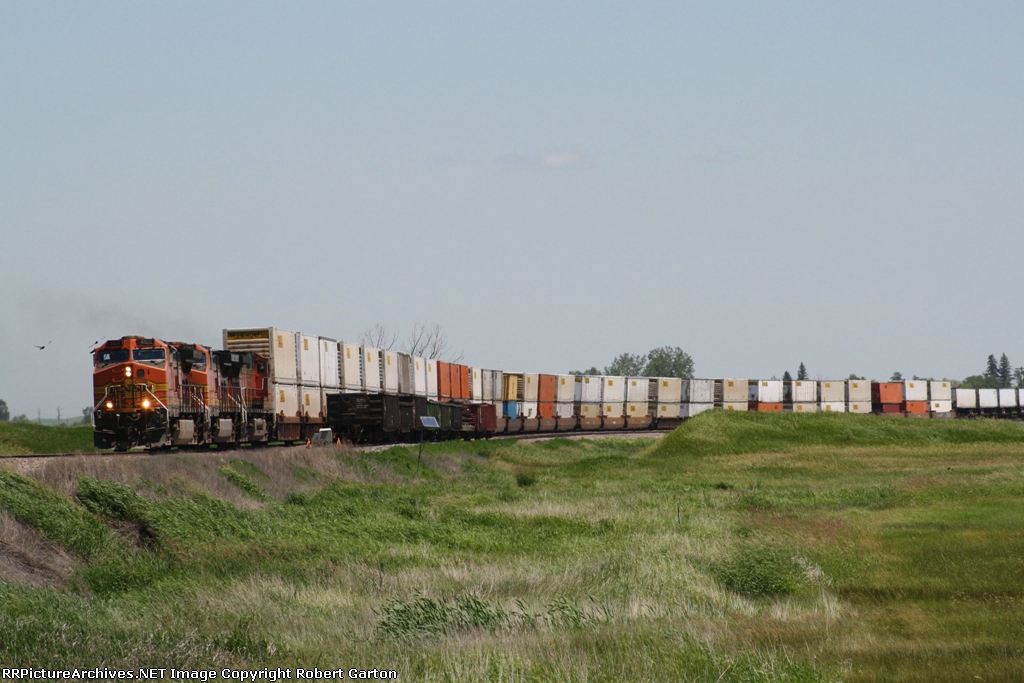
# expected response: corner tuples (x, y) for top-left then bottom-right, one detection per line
(92, 329), (1020, 451)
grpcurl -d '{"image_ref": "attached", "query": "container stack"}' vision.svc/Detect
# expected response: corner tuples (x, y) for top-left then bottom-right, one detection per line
(871, 382), (903, 415)
(555, 375), (576, 423)
(847, 380), (871, 414)
(521, 373), (539, 418)
(601, 376), (626, 426)
(222, 327), (301, 438)
(902, 380), (928, 417)
(682, 379), (714, 418)
(818, 380), (846, 412)
(748, 380), (783, 411)
(717, 379), (748, 411)
(649, 377), (682, 421)
(503, 373), (523, 420)
(625, 377), (651, 427)
(785, 380), (817, 413)
(578, 376), (603, 424)
(537, 374), (557, 420)
(929, 381), (952, 417)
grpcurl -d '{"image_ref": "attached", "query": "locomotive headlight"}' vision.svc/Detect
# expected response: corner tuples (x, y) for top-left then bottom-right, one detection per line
(125, 367), (132, 377)
(142, 399), (151, 409)
(105, 401), (114, 409)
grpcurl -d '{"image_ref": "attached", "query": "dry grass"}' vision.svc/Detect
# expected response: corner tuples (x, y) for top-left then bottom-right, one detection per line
(0, 511), (76, 586)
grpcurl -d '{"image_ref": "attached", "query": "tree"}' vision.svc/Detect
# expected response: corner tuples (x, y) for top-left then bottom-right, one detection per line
(782, 371), (792, 382)
(890, 371), (903, 381)
(403, 322), (464, 362)
(81, 407), (92, 426)
(0, 400), (8, 422)
(604, 352), (647, 377)
(960, 374), (1000, 389)
(643, 346), (694, 379)
(569, 367), (601, 376)
(998, 354), (1013, 388)
(359, 323), (399, 350)
(797, 363), (808, 381)
(11, 415), (28, 423)
(986, 354), (999, 380)
(1015, 367), (1024, 389)
(848, 374), (865, 380)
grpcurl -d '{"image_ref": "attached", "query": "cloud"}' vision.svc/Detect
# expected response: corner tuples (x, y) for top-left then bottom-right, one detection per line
(497, 150), (590, 170)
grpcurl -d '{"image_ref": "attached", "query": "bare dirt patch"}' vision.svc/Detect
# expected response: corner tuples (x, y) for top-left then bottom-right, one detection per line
(0, 511), (76, 587)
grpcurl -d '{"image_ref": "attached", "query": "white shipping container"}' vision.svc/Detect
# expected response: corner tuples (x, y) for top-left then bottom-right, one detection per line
(223, 327), (298, 384)
(819, 381), (845, 403)
(626, 378), (649, 402)
(929, 381), (952, 402)
(903, 380), (927, 402)
(820, 402), (846, 412)
(847, 380), (871, 403)
(319, 338), (340, 389)
(482, 369), (494, 402)
(999, 388), (1018, 407)
(413, 357), (428, 397)
(652, 377), (682, 403)
(788, 381), (817, 403)
(339, 343), (362, 391)
(556, 375), (576, 402)
(270, 382), (299, 417)
(686, 379), (715, 403)
(579, 402), (602, 418)
(556, 402), (575, 418)
(978, 389), (998, 408)
(722, 402), (748, 412)
(521, 401), (538, 418)
(579, 376), (603, 402)
(523, 373), (539, 401)
(626, 402), (648, 416)
(748, 380), (783, 403)
(397, 353), (413, 394)
(601, 402), (625, 417)
(426, 360), (438, 398)
(297, 333), (320, 384)
(471, 368), (483, 401)
(721, 379), (747, 403)
(955, 389), (977, 409)
(492, 371), (504, 402)
(848, 402), (872, 414)
(931, 400), (953, 413)
(299, 384), (323, 417)
(361, 346), (382, 393)
(381, 350), (399, 394)
(654, 403), (681, 418)
(602, 376), (626, 403)
(791, 402), (817, 413)
(682, 403), (714, 418)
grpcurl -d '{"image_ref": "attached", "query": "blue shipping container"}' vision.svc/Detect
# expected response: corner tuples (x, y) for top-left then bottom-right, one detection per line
(504, 401), (518, 419)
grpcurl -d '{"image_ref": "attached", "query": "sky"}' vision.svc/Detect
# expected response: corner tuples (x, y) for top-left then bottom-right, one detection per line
(1, 2), (1022, 417)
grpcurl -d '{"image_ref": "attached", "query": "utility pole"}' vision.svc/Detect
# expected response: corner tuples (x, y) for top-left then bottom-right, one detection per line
(37, 408), (41, 424)
(57, 407), (62, 426)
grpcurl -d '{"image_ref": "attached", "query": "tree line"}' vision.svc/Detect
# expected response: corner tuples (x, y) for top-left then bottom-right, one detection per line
(571, 346), (695, 379)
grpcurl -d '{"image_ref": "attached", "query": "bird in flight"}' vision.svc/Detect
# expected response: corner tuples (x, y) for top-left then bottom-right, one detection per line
(34, 341), (51, 350)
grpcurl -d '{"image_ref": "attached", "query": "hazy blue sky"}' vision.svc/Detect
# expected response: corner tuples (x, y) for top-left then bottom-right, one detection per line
(2, 2), (1022, 417)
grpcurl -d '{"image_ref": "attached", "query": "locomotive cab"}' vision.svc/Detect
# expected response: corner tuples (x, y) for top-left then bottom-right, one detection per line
(93, 337), (172, 451)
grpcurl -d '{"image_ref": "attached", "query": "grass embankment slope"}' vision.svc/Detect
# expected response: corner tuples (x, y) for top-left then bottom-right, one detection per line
(0, 422), (95, 455)
(2, 413), (1024, 681)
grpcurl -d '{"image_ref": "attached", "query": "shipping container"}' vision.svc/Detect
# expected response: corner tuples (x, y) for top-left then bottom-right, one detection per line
(848, 402), (872, 414)
(481, 369), (494, 402)
(626, 402), (648, 417)
(748, 380), (783, 403)
(790, 403), (817, 413)
(538, 374), (557, 403)
(654, 403), (681, 419)
(954, 389), (977, 409)
(523, 373), (539, 402)
(602, 376), (626, 403)
(626, 378), (649, 402)
(538, 402), (555, 419)
(879, 403), (903, 415)
(819, 381), (845, 403)
(556, 375), (576, 402)
(579, 376), (602, 403)
(999, 388), (1018, 408)
(750, 402), (783, 412)
(721, 402), (748, 412)
(397, 353), (413, 394)
(903, 401), (929, 414)
(223, 327), (298, 384)
(318, 338), (340, 389)
(684, 379), (715, 403)
(872, 382), (903, 404)
(651, 377), (683, 403)
(269, 382), (299, 417)
(361, 346), (382, 393)
(931, 400), (953, 413)
(437, 361), (451, 400)
(299, 384), (323, 417)
(458, 365), (471, 401)
(504, 401), (519, 420)
(339, 343), (362, 391)
(785, 380), (817, 403)
(297, 333), (320, 385)
(978, 389), (998, 409)
(381, 350), (399, 394)
(503, 373), (523, 401)
(820, 402), (846, 412)
(492, 371), (504, 402)
(425, 359), (438, 398)
(520, 401), (538, 419)
(555, 402), (575, 418)
(602, 402), (625, 417)
(412, 357), (427, 396)
(719, 379), (747, 403)
(848, 380), (871, 403)
(929, 381), (952, 402)
(682, 403), (714, 418)
(903, 380), (927, 402)
(471, 368), (483, 401)
(579, 402), (602, 418)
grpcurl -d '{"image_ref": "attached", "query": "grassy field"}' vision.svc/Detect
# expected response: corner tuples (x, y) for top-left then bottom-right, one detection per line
(0, 421), (96, 455)
(2, 413), (1024, 681)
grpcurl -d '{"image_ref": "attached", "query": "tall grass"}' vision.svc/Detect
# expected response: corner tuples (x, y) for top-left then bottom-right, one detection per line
(0, 423), (95, 456)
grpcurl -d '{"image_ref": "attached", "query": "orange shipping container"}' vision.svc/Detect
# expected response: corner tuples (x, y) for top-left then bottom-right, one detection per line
(538, 401), (556, 419)
(750, 402), (783, 412)
(903, 401), (929, 414)
(872, 382), (903, 404)
(459, 365), (470, 400)
(879, 403), (903, 415)
(437, 361), (451, 400)
(538, 374), (557, 403)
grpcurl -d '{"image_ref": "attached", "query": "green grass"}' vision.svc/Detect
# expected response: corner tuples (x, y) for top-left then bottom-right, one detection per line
(0, 422), (96, 455)
(2, 412), (1024, 679)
